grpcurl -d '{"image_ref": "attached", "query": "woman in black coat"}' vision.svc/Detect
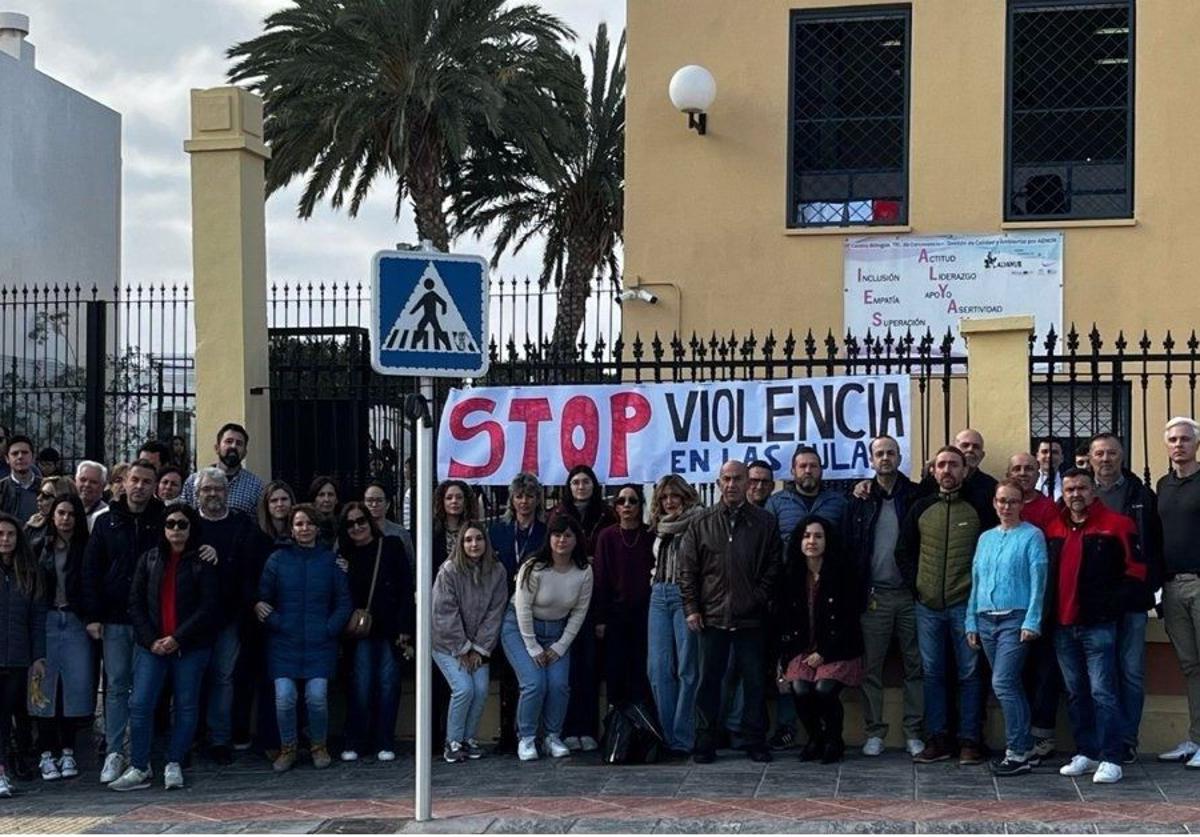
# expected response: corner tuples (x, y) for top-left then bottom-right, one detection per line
(775, 514), (865, 764)
(113, 504), (221, 791)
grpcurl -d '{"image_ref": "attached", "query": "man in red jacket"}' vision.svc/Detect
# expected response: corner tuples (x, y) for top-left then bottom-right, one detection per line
(1045, 468), (1146, 785)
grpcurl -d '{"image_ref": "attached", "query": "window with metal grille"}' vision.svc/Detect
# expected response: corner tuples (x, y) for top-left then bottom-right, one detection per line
(1006, 0), (1134, 220)
(1030, 381), (1132, 451)
(788, 6), (910, 228)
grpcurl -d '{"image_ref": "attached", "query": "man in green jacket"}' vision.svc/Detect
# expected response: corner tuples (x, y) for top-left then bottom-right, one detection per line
(897, 445), (989, 766)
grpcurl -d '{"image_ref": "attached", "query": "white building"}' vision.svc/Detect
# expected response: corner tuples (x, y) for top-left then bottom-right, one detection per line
(0, 12), (121, 289)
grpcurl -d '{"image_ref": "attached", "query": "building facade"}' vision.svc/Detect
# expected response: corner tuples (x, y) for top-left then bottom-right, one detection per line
(624, 0), (1190, 342)
(0, 12), (121, 289)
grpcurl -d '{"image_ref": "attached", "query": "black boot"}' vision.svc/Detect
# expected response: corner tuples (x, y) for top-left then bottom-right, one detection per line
(794, 692), (823, 762)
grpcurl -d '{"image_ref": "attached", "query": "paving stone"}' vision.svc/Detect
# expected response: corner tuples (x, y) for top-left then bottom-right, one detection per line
(916, 822), (1009, 834)
(84, 822), (174, 834)
(1091, 824), (1187, 834)
(315, 818), (408, 833)
(651, 818), (743, 833)
(1003, 823), (1097, 834)
(485, 818), (574, 833)
(237, 821), (326, 834)
(566, 817), (661, 833)
(166, 823), (248, 834)
(398, 816), (497, 834)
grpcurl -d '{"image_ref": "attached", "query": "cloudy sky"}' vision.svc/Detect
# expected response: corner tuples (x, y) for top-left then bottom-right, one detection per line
(25, 0), (626, 287)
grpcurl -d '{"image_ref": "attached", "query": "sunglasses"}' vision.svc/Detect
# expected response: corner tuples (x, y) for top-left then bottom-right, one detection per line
(164, 519), (190, 531)
(39, 492), (57, 501)
(346, 517), (370, 529)
(614, 496), (641, 506)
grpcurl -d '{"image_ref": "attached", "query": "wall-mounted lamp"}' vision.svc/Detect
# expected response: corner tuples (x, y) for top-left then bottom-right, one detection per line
(669, 65), (716, 136)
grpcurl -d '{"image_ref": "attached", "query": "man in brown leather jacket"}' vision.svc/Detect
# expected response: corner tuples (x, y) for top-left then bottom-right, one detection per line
(678, 459), (783, 763)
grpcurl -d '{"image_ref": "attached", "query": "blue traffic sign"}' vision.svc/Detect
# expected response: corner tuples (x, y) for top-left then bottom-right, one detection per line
(370, 249), (490, 378)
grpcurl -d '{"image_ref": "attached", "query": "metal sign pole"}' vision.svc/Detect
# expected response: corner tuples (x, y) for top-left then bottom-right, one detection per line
(415, 375), (434, 822)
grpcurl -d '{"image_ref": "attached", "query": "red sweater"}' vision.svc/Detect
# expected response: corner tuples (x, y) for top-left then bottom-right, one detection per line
(160, 548), (184, 637)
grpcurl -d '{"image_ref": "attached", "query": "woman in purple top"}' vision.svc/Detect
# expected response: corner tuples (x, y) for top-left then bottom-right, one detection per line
(593, 484), (655, 707)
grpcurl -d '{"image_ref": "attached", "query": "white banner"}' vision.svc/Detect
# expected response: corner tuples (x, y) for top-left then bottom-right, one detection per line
(436, 376), (910, 485)
(844, 233), (1063, 353)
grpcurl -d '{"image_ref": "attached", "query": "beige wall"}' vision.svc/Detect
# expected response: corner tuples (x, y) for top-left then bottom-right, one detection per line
(624, 0), (1200, 345)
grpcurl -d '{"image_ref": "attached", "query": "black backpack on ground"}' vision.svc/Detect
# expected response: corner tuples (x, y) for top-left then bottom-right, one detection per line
(601, 700), (665, 765)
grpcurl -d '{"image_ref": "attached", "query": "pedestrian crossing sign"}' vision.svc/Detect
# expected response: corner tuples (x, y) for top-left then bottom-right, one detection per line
(371, 249), (490, 378)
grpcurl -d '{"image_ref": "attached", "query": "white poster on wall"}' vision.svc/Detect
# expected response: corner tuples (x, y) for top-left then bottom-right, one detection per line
(843, 233), (1063, 353)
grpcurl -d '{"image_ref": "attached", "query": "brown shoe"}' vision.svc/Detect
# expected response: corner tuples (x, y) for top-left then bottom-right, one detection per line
(958, 740), (985, 766)
(913, 735), (952, 763)
(311, 743), (332, 769)
(272, 745), (297, 773)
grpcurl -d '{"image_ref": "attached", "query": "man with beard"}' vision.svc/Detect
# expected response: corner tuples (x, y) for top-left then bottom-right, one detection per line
(193, 468), (263, 764)
(897, 446), (987, 765)
(1045, 468), (1145, 784)
(1090, 432), (1162, 764)
(181, 423), (264, 515)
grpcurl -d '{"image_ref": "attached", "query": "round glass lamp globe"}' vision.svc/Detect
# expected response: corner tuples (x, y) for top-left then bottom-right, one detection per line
(668, 65), (716, 114)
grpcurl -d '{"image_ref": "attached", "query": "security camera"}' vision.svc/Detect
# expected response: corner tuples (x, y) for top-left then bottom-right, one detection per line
(618, 288), (659, 304)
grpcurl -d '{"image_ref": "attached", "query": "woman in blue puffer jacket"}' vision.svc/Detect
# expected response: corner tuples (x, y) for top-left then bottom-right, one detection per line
(255, 503), (351, 773)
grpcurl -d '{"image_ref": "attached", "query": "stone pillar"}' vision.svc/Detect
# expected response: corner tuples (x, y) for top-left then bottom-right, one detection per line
(960, 315), (1035, 478)
(183, 87), (272, 477)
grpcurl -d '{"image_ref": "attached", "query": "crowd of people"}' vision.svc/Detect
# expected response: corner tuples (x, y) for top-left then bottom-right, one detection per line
(1, 415), (1200, 796)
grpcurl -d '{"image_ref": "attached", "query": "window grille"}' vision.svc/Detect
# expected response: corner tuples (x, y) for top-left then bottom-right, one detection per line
(788, 6), (910, 228)
(1006, 0), (1134, 220)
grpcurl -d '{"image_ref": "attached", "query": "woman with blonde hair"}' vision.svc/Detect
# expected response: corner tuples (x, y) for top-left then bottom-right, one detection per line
(647, 474), (704, 756)
(431, 523), (507, 763)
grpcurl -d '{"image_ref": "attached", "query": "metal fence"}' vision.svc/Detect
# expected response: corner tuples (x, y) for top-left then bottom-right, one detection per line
(1029, 324), (1192, 485)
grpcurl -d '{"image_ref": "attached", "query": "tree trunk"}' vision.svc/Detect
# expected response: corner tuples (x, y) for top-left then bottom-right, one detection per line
(551, 241), (595, 358)
(407, 141), (451, 253)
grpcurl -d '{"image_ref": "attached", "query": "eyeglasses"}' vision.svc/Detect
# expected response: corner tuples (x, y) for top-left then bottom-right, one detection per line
(346, 517), (370, 529)
(614, 496), (641, 506)
(164, 519), (190, 531)
(995, 498), (1023, 507)
(39, 492), (57, 501)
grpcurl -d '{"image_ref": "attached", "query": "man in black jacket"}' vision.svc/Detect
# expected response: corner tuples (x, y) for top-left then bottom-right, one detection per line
(844, 435), (924, 758)
(1089, 432), (1163, 763)
(679, 460), (783, 764)
(81, 459), (165, 784)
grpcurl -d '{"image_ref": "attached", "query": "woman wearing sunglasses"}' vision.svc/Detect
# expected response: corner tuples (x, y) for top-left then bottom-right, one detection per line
(593, 484), (655, 709)
(109, 504), (220, 792)
(336, 502), (413, 764)
(25, 477), (76, 556)
(256, 504), (352, 773)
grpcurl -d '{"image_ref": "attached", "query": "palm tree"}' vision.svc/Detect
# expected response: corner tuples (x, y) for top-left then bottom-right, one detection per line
(226, 0), (573, 252)
(451, 23), (624, 354)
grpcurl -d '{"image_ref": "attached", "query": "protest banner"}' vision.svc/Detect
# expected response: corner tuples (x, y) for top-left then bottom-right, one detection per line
(437, 375), (910, 485)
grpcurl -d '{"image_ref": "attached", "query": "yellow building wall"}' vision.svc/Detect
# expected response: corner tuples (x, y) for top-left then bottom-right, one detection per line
(624, 0), (1200, 348)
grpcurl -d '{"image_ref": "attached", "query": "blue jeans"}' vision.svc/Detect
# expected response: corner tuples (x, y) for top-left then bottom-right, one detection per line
(102, 623), (136, 754)
(128, 645), (211, 771)
(1055, 622), (1122, 763)
(977, 611), (1033, 755)
(1117, 610), (1147, 748)
(916, 602), (982, 741)
(647, 583), (699, 751)
(205, 622), (240, 746)
(499, 606), (571, 739)
(275, 678), (328, 747)
(349, 638), (401, 752)
(433, 650), (490, 744)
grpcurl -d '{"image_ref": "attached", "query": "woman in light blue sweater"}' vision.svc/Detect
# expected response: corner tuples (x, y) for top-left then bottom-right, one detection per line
(965, 479), (1048, 778)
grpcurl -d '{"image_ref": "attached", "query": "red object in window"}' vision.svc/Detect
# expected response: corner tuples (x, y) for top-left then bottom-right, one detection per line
(872, 200), (901, 223)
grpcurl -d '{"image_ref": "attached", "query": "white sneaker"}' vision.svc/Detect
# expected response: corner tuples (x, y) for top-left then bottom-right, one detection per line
(100, 752), (127, 784)
(517, 737), (539, 761)
(1059, 754), (1100, 777)
(163, 762), (183, 790)
(1159, 740), (1200, 762)
(58, 750), (78, 779)
(862, 737), (884, 757)
(376, 750), (395, 762)
(340, 750), (358, 762)
(108, 765), (152, 792)
(562, 736), (582, 751)
(39, 751), (61, 781)
(1092, 761), (1122, 783)
(0, 774), (12, 798)
(1186, 749), (1200, 770)
(906, 738), (926, 757)
(579, 736), (599, 752)
(544, 735), (571, 758)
